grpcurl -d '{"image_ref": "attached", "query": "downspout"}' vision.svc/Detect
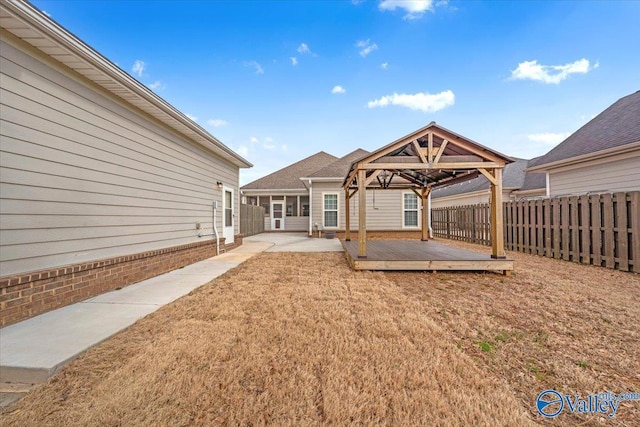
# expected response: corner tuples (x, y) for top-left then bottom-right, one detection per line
(545, 172), (550, 198)
(213, 201), (220, 255)
(427, 191), (434, 238)
(308, 179), (313, 237)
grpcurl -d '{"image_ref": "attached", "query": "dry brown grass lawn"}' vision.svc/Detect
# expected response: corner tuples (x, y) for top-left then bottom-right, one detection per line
(2, 241), (639, 426)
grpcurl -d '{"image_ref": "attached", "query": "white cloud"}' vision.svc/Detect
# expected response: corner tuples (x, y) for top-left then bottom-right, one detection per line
(331, 85), (346, 94)
(380, 62), (389, 70)
(527, 132), (571, 145)
(510, 58), (598, 84)
(250, 137), (260, 144)
(356, 39), (378, 57)
(237, 146), (249, 157)
(245, 60), (264, 74)
(263, 137), (276, 150)
(132, 60), (146, 77)
(290, 56), (298, 66)
(367, 90), (455, 113)
(378, 0), (433, 20)
(207, 119), (228, 127)
(297, 43), (311, 54)
(147, 80), (164, 91)
(281, 144), (288, 151)
(186, 114), (198, 122)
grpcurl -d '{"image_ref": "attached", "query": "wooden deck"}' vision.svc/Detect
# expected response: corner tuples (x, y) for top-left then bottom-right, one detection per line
(342, 240), (513, 273)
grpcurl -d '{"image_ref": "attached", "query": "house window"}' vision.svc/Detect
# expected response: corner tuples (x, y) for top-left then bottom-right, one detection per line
(300, 196), (309, 217)
(246, 196), (257, 206)
(259, 196), (270, 215)
(286, 196), (298, 217)
(323, 194), (338, 228)
(403, 193), (418, 227)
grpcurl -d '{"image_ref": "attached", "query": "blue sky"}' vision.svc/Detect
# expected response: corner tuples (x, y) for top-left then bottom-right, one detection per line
(32, 0), (640, 185)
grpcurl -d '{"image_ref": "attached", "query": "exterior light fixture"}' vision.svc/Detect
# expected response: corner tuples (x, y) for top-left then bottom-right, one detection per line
(216, 181), (223, 188)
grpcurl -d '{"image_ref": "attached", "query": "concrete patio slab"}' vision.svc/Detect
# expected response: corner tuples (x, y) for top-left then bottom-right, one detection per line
(245, 232), (343, 252)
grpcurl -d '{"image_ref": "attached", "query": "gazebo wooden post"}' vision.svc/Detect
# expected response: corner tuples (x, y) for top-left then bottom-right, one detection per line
(490, 168), (506, 258)
(344, 187), (351, 241)
(358, 169), (367, 258)
(421, 187), (429, 241)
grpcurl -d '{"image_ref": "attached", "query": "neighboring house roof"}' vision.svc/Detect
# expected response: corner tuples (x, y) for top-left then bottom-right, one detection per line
(432, 158), (544, 199)
(309, 149), (371, 178)
(530, 90), (640, 171)
(0, 0), (251, 169)
(241, 151), (338, 190)
(517, 157), (547, 192)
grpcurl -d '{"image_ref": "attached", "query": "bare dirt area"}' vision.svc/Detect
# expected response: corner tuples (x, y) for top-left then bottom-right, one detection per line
(2, 241), (638, 426)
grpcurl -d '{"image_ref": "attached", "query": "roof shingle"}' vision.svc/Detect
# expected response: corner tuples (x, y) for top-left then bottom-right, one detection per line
(533, 90), (640, 168)
(432, 158), (544, 199)
(241, 151), (337, 190)
(309, 149), (370, 178)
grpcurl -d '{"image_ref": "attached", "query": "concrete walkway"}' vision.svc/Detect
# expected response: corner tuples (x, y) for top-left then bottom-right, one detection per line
(0, 233), (342, 407)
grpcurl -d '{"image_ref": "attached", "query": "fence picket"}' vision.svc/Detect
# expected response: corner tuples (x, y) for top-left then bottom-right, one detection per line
(615, 193), (629, 271)
(602, 194), (615, 268)
(580, 195), (591, 264)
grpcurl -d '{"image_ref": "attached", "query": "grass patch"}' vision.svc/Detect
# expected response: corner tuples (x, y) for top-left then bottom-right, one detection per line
(576, 359), (590, 369)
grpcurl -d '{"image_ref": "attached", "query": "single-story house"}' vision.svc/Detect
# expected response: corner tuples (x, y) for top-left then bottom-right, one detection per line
(431, 158), (546, 208)
(0, 0), (251, 325)
(527, 90), (640, 196)
(242, 148), (428, 235)
(240, 151), (338, 232)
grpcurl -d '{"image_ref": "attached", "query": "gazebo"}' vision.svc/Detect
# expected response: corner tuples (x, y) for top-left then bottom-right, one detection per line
(342, 122), (514, 274)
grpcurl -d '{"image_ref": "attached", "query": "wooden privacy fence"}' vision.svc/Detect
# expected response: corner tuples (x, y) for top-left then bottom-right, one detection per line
(432, 191), (640, 273)
(240, 204), (265, 237)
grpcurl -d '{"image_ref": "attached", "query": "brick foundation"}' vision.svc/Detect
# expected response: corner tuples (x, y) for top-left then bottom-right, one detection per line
(0, 235), (243, 327)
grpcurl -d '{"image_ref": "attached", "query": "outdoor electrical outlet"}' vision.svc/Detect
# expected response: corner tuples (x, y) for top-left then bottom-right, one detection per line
(195, 222), (201, 230)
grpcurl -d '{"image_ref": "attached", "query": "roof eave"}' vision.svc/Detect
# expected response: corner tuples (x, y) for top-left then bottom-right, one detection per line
(300, 177), (343, 182)
(527, 141), (640, 172)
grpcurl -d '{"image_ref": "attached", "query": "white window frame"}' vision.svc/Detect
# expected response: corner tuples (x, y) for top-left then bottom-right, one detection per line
(322, 192), (339, 229)
(402, 192), (420, 229)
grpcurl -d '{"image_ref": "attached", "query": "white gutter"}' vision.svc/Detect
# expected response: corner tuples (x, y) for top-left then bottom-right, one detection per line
(308, 180), (313, 237)
(299, 177), (343, 182)
(213, 201), (220, 255)
(545, 173), (550, 198)
(427, 192), (433, 238)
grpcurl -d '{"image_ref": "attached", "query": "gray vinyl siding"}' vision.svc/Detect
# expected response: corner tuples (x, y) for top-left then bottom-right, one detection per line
(548, 154), (640, 196)
(311, 181), (419, 231)
(431, 189), (513, 208)
(0, 35), (239, 276)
